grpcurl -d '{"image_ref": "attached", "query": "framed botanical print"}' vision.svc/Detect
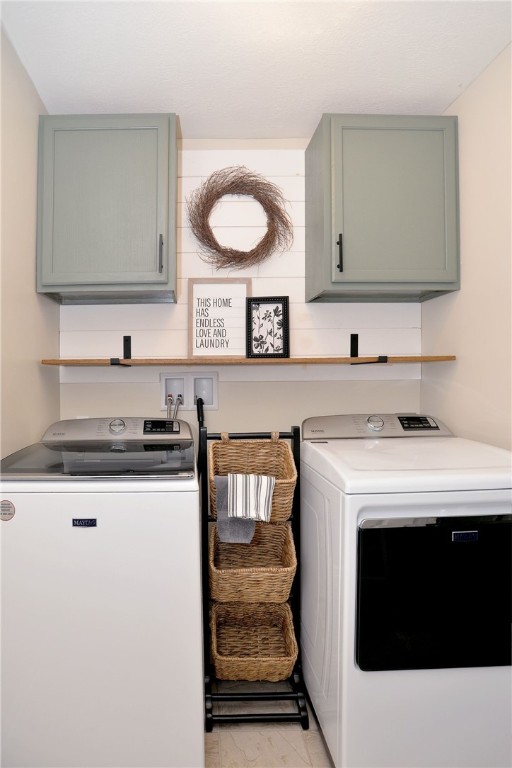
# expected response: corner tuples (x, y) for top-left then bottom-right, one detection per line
(246, 296), (289, 359)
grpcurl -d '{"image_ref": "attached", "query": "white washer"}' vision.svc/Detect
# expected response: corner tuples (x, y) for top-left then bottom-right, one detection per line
(1, 417), (204, 768)
(300, 413), (512, 768)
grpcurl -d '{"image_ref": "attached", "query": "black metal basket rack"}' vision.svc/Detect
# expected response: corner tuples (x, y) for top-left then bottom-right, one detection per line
(196, 399), (309, 731)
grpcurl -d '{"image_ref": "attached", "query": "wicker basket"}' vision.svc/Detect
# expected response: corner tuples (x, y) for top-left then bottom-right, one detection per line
(209, 522), (296, 603)
(211, 602), (298, 682)
(209, 433), (297, 522)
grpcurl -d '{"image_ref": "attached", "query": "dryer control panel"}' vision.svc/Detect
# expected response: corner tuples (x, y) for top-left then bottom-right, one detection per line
(302, 413), (453, 440)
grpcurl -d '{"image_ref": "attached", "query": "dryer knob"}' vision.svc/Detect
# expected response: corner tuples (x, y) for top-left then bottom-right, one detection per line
(109, 418), (126, 435)
(367, 415), (384, 432)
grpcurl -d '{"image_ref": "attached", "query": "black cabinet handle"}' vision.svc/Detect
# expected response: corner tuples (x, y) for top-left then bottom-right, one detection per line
(336, 234), (343, 272)
(158, 234), (164, 273)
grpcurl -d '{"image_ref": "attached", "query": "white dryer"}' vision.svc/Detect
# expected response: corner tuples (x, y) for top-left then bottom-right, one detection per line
(300, 413), (512, 768)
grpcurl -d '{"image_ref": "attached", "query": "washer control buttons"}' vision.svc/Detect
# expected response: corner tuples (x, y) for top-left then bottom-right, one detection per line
(109, 418), (126, 435)
(143, 420), (180, 434)
(367, 415), (385, 432)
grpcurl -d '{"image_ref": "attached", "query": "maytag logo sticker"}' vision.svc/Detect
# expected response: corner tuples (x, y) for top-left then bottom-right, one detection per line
(0, 500), (15, 522)
(72, 519), (97, 528)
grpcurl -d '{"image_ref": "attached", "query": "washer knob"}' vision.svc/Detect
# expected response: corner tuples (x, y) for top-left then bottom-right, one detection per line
(367, 415), (384, 432)
(109, 418), (126, 435)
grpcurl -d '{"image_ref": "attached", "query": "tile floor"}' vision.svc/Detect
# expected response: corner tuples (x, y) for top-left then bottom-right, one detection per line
(204, 681), (333, 768)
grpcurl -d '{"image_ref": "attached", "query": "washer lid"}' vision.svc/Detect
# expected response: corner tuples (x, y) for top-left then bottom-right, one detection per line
(301, 437), (512, 493)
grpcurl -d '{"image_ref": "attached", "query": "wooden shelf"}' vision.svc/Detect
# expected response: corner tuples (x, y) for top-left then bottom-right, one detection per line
(41, 355), (456, 367)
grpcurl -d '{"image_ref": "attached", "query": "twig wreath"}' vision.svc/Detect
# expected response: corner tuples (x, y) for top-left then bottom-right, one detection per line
(186, 166), (293, 269)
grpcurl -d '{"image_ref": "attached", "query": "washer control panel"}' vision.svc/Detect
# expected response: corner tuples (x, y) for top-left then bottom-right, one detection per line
(302, 413), (453, 440)
(42, 417), (191, 443)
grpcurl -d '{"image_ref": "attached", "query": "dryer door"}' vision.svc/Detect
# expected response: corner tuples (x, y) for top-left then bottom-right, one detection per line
(356, 514), (512, 671)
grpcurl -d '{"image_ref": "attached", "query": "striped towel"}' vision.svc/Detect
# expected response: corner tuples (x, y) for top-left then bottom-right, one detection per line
(227, 473), (275, 522)
(215, 476), (255, 543)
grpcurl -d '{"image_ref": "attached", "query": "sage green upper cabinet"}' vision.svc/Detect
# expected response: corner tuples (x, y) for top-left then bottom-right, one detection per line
(37, 114), (177, 304)
(305, 114), (459, 302)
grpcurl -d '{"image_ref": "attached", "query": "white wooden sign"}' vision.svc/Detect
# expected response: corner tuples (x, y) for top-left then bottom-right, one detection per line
(188, 278), (251, 357)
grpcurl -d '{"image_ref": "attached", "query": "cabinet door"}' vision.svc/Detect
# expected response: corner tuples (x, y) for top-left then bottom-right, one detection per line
(38, 115), (171, 287)
(331, 115), (458, 284)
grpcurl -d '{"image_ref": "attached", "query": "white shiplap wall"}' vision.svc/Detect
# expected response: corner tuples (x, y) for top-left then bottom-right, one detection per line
(59, 143), (421, 422)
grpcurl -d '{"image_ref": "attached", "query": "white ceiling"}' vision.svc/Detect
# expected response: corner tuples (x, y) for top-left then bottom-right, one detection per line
(2, 0), (511, 139)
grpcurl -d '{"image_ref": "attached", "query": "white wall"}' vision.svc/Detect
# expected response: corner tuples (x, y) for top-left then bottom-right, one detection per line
(421, 45), (511, 449)
(59, 140), (422, 434)
(0, 30), (60, 456)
